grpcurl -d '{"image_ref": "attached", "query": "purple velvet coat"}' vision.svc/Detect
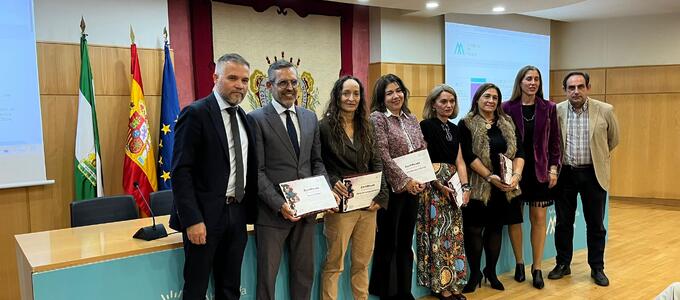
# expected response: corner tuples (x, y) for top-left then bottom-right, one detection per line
(502, 97), (562, 183)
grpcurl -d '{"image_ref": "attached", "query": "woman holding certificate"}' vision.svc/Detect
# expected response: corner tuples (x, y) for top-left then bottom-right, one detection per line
(319, 76), (389, 300)
(458, 83), (524, 293)
(368, 74), (427, 300)
(501, 66), (561, 289)
(417, 84), (470, 300)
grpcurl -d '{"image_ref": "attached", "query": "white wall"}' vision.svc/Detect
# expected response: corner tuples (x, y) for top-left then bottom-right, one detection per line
(551, 13), (680, 69)
(34, 0), (169, 48)
(370, 8), (443, 64)
(445, 13), (550, 36)
(370, 9), (551, 65)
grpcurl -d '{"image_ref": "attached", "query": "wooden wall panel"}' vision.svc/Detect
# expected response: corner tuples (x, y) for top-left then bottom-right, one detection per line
(608, 94), (680, 199)
(549, 68), (606, 96)
(606, 65), (680, 94)
(367, 62), (443, 118)
(38, 42), (166, 96)
(1, 42), (165, 299)
(28, 95), (77, 232)
(0, 189), (29, 300)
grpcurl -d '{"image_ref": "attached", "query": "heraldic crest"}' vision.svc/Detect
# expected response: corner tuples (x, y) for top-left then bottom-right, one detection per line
(247, 51), (320, 113)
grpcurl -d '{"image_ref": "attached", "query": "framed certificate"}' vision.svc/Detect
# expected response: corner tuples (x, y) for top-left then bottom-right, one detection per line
(499, 153), (513, 184)
(279, 175), (337, 217)
(393, 149), (437, 184)
(447, 172), (464, 208)
(339, 172), (382, 212)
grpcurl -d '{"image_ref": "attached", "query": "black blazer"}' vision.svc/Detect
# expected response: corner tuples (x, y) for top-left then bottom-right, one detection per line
(169, 93), (257, 231)
(318, 118), (389, 209)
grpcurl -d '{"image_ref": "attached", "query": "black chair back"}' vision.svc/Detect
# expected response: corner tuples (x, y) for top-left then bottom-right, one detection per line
(150, 190), (174, 216)
(70, 195), (139, 227)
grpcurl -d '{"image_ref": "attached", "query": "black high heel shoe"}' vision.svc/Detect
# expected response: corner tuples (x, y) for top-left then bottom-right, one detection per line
(462, 271), (482, 293)
(483, 267), (505, 291)
(532, 265), (545, 289)
(514, 263), (526, 282)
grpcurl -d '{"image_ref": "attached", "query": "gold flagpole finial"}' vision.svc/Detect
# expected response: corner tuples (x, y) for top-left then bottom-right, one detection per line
(163, 27), (168, 43)
(80, 16), (86, 35)
(130, 25), (135, 44)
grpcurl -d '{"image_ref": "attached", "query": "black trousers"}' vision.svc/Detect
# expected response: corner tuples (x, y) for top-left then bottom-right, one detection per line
(554, 165), (608, 269)
(369, 191), (418, 299)
(181, 201), (248, 300)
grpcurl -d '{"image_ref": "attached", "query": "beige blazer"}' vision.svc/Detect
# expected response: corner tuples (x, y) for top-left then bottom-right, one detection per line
(557, 98), (620, 191)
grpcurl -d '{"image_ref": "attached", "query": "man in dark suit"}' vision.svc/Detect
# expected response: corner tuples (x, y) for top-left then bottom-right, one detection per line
(249, 60), (328, 300)
(170, 53), (257, 300)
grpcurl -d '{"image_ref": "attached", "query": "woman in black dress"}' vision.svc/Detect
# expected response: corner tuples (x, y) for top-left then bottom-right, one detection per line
(502, 66), (561, 289)
(417, 84), (470, 300)
(458, 83), (524, 293)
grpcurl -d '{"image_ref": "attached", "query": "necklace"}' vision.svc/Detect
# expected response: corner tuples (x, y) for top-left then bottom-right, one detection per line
(523, 114), (535, 122)
(484, 118), (494, 130)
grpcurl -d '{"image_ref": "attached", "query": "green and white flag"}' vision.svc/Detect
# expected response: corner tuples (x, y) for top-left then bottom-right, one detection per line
(74, 33), (103, 200)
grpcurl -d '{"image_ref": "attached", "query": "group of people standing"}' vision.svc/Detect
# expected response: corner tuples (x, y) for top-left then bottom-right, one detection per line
(169, 52), (619, 300)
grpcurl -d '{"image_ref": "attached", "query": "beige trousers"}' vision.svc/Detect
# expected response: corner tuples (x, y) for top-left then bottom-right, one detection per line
(321, 209), (377, 300)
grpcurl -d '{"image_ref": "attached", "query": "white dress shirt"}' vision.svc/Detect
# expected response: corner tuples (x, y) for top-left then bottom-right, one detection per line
(214, 90), (249, 197)
(271, 99), (301, 144)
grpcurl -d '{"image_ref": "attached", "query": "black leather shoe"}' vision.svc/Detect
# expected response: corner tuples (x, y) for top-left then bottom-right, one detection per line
(547, 264), (571, 279)
(514, 263), (526, 282)
(462, 271), (482, 294)
(532, 266), (545, 289)
(483, 267), (505, 291)
(591, 269), (610, 286)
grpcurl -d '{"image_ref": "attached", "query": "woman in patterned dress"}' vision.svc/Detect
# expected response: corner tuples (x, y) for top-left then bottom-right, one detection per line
(417, 84), (471, 300)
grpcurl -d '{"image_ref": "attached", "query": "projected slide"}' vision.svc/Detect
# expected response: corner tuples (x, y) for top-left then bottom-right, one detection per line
(445, 22), (550, 120)
(0, 0), (51, 188)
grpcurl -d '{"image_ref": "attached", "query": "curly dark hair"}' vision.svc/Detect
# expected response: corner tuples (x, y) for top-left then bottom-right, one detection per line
(323, 76), (373, 164)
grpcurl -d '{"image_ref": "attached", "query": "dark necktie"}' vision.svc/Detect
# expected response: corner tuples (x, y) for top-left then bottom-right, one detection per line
(285, 110), (300, 157)
(226, 107), (244, 202)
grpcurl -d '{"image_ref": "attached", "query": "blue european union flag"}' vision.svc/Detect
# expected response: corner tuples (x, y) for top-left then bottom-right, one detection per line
(157, 41), (180, 190)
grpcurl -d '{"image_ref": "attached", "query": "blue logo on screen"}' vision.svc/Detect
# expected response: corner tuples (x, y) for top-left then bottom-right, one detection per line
(454, 42), (465, 55)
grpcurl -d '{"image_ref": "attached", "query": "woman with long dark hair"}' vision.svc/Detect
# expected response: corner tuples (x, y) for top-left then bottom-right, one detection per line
(458, 83), (524, 293)
(319, 76), (388, 300)
(368, 74), (427, 300)
(502, 66), (561, 289)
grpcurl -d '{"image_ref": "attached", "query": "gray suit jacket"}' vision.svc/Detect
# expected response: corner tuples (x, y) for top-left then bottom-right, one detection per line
(249, 103), (327, 227)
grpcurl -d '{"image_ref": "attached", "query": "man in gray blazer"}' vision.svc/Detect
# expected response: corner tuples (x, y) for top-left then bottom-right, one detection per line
(249, 60), (328, 300)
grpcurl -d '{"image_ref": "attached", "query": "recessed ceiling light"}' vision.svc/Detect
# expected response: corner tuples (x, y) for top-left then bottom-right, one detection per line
(492, 6), (506, 12)
(426, 2), (439, 9)
(357, 0), (369, 3)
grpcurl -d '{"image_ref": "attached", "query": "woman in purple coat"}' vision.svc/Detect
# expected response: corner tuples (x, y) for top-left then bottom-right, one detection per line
(501, 66), (562, 289)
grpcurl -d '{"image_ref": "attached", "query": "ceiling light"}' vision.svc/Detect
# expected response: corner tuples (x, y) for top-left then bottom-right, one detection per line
(492, 6), (506, 12)
(357, 0), (369, 3)
(426, 2), (439, 9)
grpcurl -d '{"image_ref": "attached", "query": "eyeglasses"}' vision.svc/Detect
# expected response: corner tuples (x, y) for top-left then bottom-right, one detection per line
(275, 80), (298, 89)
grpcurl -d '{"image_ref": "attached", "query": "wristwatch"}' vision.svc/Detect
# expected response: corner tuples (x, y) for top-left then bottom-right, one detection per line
(461, 183), (472, 192)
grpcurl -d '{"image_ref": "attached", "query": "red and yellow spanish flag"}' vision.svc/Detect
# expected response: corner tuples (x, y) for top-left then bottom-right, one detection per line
(123, 42), (157, 216)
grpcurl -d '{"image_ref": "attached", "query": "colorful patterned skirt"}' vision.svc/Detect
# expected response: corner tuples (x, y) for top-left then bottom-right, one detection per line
(416, 163), (467, 293)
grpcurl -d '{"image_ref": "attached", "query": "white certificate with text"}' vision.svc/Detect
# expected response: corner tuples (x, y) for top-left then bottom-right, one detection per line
(340, 172), (382, 212)
(447, 172), (464, 208)
(393, 150), (437, 184)
(279, 175), (337, 217)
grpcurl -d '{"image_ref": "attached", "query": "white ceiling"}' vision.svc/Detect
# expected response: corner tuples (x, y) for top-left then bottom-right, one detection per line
(330, 0), (680, 21)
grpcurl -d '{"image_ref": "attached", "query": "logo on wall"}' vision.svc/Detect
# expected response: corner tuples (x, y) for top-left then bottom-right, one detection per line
(247, 52), (320, 113)
(546, 206), (557, 236)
